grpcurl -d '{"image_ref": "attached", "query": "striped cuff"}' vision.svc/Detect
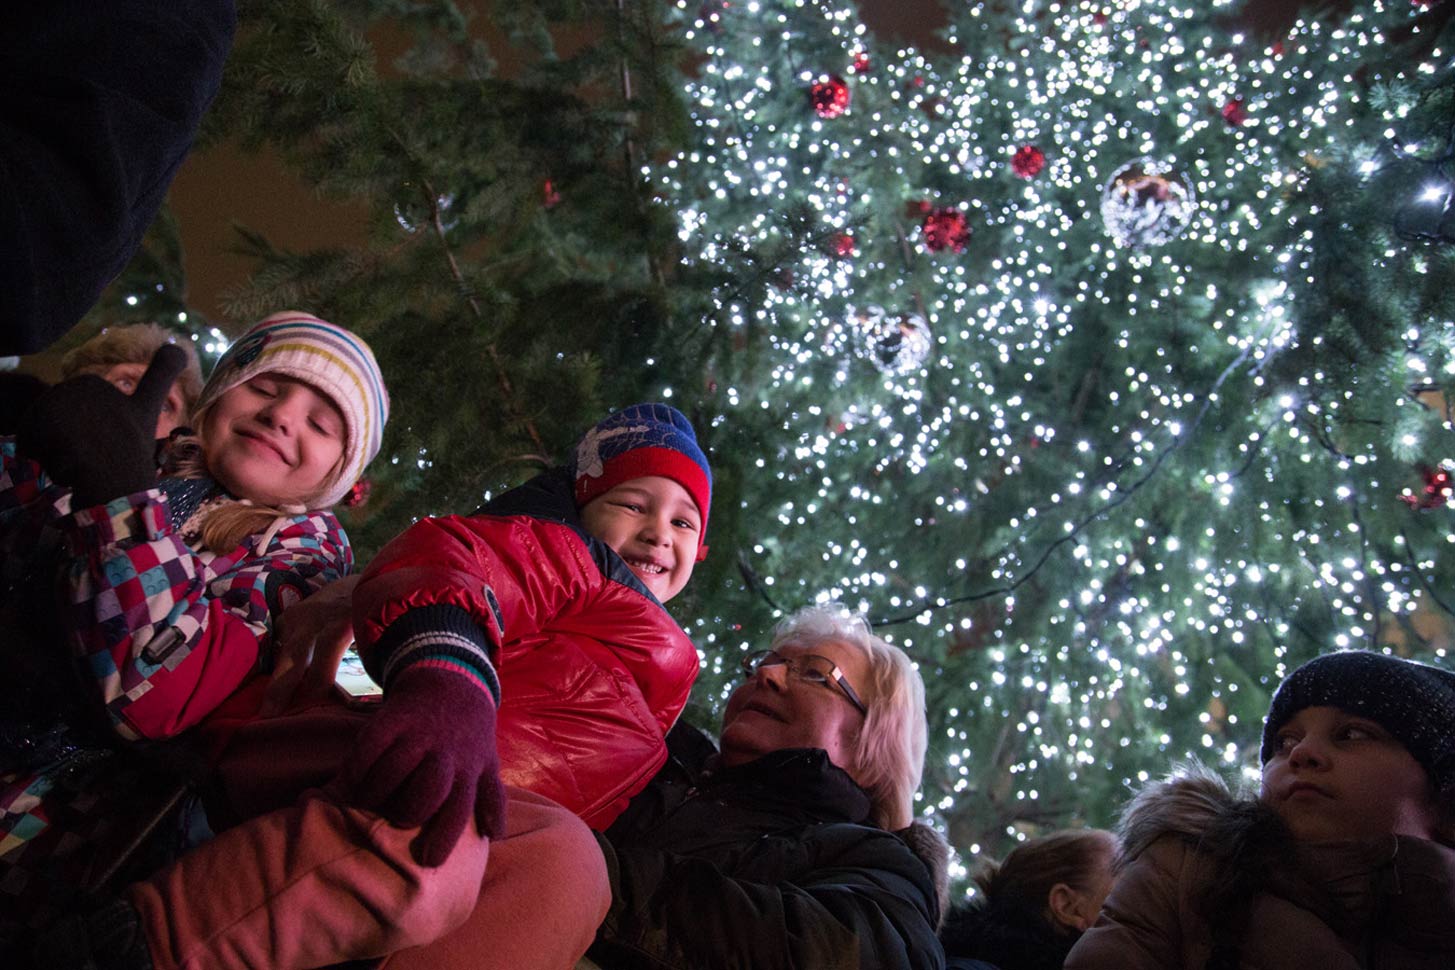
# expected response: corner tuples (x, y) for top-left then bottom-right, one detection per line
(375, 604), (501, 704)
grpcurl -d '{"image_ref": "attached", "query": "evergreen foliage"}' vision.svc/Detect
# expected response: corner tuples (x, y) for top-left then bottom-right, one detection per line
(184, 0), (703, 551)
(88, 0), (1455, 884)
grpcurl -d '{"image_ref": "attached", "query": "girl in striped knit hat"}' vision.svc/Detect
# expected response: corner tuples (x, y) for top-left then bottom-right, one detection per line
(0, 312), (389, 941)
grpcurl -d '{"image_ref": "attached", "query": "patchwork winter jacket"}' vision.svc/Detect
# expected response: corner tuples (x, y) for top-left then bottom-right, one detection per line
(353, 469), (699, 831)
(0, 440), (349, 922)
(589, 722), (947, 970)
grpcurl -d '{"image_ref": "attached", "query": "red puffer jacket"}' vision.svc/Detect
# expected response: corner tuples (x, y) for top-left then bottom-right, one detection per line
(352, 471), (700, 831)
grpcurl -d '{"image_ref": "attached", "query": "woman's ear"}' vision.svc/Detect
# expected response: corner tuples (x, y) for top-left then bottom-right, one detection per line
(1047, 882), (1097, 932)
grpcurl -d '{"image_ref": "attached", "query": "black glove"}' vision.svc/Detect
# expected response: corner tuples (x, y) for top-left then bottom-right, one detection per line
(18, 344), (187, 508)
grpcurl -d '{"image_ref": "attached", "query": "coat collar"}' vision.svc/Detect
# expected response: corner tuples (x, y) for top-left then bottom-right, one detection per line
(1274, 836), (1455, 946)
(703, 747), (873, 825)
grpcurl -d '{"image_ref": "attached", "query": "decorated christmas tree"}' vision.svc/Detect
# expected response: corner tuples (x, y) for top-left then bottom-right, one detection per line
(653, 0), (1455, 880)
(84, 0), (1455, 889)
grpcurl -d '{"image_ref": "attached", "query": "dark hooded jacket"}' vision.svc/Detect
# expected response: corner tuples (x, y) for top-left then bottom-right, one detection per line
(588, 722), (947, 970)
(940, 900), (1078, 970)
(1065, 768), (1455, 970)
(0, 0), (235, 353)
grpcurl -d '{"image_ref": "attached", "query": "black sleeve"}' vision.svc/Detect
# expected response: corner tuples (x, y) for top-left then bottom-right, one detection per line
(0, 0), (236, 354)
(590, 827), (947, 970)
(476, 468), (577, 521)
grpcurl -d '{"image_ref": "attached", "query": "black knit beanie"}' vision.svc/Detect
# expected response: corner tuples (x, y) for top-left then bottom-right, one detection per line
(1260, 651), (1455, 793)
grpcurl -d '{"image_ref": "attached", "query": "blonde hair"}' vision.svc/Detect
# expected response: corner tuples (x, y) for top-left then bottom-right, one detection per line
(769, 607), (928, 830)
(61, 323), (204, 419)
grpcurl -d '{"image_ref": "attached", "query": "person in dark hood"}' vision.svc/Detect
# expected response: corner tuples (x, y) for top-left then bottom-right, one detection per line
(0, 1), (234, 354)
(941, 828), (1116, 970)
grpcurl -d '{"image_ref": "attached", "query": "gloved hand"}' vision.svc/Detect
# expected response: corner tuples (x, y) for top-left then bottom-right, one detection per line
(339, 664), (506, 866)
(17, 343), (187, 508)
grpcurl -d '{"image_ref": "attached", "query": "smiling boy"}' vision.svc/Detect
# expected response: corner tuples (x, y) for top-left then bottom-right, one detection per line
(348, 402), (712, 846)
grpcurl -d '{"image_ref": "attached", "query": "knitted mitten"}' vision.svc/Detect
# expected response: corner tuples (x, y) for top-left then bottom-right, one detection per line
(341, 663), (505, 865)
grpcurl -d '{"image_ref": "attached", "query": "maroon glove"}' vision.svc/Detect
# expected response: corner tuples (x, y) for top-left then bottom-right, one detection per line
(340, 665), (506, 866)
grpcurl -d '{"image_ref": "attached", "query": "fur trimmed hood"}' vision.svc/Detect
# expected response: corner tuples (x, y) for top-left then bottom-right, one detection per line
(1116, 762), (1274, 868)
(898, 821), (951, 926)
(1066, 764), (1455, 970)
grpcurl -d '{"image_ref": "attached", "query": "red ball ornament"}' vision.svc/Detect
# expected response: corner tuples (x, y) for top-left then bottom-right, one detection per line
(851, 51), (871, 74)
(1402, 466), (1453, 510)
(921, 207), (971, 254)
(542, 179), (562, 208)
(1221, 97), (1248, 127)
(809, 75), (851, 119)
(342, 477), (372, 509)
(830, 232), (857, 257)
(1270, 40), (1285, 56)
(1011, 144), (1047, 178)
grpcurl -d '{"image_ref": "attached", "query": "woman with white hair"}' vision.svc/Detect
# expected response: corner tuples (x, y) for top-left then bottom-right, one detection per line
(586, 606), (948, 970)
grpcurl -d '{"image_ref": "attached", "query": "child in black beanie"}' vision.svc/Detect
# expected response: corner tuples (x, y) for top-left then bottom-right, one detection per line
(1068, 651), (1455, 970)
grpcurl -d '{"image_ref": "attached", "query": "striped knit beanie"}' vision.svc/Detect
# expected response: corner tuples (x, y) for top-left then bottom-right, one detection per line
(193, 312), (389, 509)
(1261, 651), (1455, 794)
(571, 403), (712, 560)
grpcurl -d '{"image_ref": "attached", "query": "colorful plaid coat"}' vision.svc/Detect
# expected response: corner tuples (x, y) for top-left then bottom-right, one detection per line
(0, 440), (351, 927)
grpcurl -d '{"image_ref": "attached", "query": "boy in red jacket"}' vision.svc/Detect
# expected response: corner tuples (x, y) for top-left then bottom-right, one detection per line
(51, 405), (712, 970)
(348, 401), (713, 851)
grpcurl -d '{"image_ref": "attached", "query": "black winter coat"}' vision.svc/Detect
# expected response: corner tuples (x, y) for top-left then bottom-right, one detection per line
(940, 901), (1077, 970)
(0, 0), (235, 354)
(588, 723), (946, 970)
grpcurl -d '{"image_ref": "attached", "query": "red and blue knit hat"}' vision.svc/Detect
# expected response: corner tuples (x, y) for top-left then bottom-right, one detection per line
(572, 403), (712, 560)
(194, 311), (390, 510)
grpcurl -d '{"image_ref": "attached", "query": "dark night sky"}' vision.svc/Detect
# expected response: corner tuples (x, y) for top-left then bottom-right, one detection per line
(167, 0), (1316, 325)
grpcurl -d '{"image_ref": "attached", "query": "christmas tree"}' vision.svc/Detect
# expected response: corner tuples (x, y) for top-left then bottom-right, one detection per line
(654, 0), (1455, 880)
(87, 0), (1455, 889)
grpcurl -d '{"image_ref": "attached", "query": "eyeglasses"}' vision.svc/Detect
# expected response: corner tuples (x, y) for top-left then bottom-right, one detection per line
(740, 649), (868, 716)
